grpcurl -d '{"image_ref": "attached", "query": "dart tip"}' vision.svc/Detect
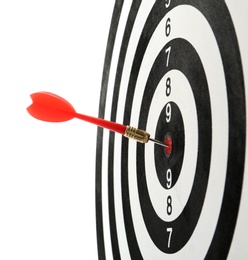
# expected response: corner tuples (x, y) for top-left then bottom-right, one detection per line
(149, 137), (168, 148)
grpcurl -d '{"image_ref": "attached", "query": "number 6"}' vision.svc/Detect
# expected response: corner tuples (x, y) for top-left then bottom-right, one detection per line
(165, 18), (171, 37)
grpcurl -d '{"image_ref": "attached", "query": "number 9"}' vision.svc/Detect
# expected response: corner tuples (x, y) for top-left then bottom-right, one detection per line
(166, 169), (172, 188)
(166, 102), (171, 122)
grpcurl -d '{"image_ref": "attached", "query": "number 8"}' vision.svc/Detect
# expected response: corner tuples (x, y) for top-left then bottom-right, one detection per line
(166, 77), (171, 96)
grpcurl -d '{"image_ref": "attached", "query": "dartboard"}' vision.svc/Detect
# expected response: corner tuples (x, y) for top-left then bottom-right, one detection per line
(96, 0), (248, 259)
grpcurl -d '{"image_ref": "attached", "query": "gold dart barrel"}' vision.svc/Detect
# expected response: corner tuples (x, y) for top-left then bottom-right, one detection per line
(124, 125), (150, 143)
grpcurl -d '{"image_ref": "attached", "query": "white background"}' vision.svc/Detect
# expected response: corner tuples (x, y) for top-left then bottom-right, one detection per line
(0, 1), (114, 259)
(0, 1), (248, 260)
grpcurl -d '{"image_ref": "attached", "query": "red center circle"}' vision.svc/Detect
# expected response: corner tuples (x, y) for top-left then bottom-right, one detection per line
(164, 135), (173, 157)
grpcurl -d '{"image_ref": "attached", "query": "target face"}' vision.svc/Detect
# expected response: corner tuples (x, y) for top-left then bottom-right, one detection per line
(96, 0), (247, 259)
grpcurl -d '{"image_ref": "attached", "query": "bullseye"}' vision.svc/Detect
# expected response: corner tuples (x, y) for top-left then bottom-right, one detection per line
(164, 133), (172, 158)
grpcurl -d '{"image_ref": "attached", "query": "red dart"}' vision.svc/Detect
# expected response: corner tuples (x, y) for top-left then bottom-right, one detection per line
(27, 91), (167, 147)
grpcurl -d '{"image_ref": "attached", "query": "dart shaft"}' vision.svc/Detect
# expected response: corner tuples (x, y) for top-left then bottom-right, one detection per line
(75, 113), (151, 144)
(75, 112), (126, 135)
(75, 114), (166, 147)
(76, 112), (151, 144)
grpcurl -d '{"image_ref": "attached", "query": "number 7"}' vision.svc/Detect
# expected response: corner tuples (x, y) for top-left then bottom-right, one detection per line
(166, 227), (173, 248)
(165, 46), (171, 67)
